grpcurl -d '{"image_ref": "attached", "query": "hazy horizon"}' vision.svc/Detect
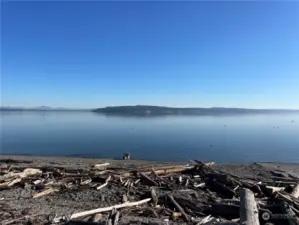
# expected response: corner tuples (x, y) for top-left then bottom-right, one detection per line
(1, 104), (299, 110)
(2, 2), (299, 108)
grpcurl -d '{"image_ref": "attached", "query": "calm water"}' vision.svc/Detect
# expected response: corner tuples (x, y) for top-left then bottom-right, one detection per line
(1, 111), (299, 163)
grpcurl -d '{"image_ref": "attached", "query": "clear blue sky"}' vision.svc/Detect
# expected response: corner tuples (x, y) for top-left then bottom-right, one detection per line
(1, 1), (299, 109)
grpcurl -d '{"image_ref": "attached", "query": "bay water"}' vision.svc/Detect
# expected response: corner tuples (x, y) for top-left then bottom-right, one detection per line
(1, 111), (299, 163)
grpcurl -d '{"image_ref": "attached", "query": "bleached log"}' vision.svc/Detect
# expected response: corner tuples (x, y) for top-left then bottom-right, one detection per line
(8, 178), (21, 187)
(0, 168), (42, 181)
(194, 183), (205, 188)
(81, 178), (92, 185)
(96, 182), (108, 190)
(291, 184), (299, 198)
(239, 188), (260, 225)
(92, 213), (102, 222)
(93, 163), (110, 170)
(134, 179), (140, 184)
(266, 186), (285, 193)
(148, 166), (193, 176)
(113, 211), (120, 225)
(0, 178), (22, 189)
(122, 193), (128, 203)
(197, 215), (214, 225)
(105, 175), (111, 183)
(151, 188), (158, 207)
(33, 180), (42, 185)
(53, 198), (151, 222)
(22, 168), (42, 177)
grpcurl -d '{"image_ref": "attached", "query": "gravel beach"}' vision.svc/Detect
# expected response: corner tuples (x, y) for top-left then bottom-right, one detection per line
(1, 155), (298, 225)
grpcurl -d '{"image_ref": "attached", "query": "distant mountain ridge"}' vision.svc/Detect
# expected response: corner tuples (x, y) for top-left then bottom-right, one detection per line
(93, 105), (299, 115)
(0, 106), (88, 111)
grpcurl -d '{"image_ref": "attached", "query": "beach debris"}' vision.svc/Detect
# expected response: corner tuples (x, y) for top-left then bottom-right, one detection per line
(1, 159), (299, 224)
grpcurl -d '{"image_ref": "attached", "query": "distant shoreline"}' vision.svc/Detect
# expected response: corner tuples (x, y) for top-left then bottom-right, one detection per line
(1, 105), (299, 115)
(1, 154), (299, 166)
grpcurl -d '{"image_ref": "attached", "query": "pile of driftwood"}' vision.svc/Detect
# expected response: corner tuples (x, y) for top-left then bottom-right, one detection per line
(1, 160), (299, 225)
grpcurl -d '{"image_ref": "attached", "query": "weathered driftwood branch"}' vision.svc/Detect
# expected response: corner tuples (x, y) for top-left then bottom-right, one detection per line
(280, 203), (298, 225)
(151, 169), (171, 185)
(33, 188), (59, 198)
(208, 179), (235, 198)
(207, 173), (238, 186)
(291, 205), (299, 217)
(113, 211), (120, 225)
(105, 175), (111, 183)
(80, 178), (92, 185)
(291, 184), (299, 198)
(146, 166), (193, 176)
(194, 160), (219, 174)
(150, 188), (158, 207)
(92, 213), (102, 222)
(0, 178), (22, 189)
(265, 185), (285, 193)
(140, 164), (185, 172)
(53, 198), (151, 222)
(239, 188), (260, 225)
(167, 194), (189, 222)
(0, 168), (42, 181)
(96, 175), (111, 190)
(276, 191), (299, 206)
(112, 165), (192, 178)
(139, 173), (158, 186)
(93, 163), (110, 170)
(197, 215), (215, 225)
(96, 182), (108, 190)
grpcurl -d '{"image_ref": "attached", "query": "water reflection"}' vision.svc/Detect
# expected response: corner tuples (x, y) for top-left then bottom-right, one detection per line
(1, 111), (299, 163)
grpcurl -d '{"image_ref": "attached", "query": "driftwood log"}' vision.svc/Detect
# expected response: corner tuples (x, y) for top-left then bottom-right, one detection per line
(279, 203), (298, 225)
(239, 188), (260, 225)
(139, 172), (158, 186)
(291, 185), (299, 199)
(150, 188), (158, 207)
(207, 179), (235, 198)
(2, 159), (299, 225)
(167, 194), (190, 222)
(53, 198), (151, 222)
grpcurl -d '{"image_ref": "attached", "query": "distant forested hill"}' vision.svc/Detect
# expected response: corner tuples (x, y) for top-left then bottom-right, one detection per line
(93, 105), (299, 115)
